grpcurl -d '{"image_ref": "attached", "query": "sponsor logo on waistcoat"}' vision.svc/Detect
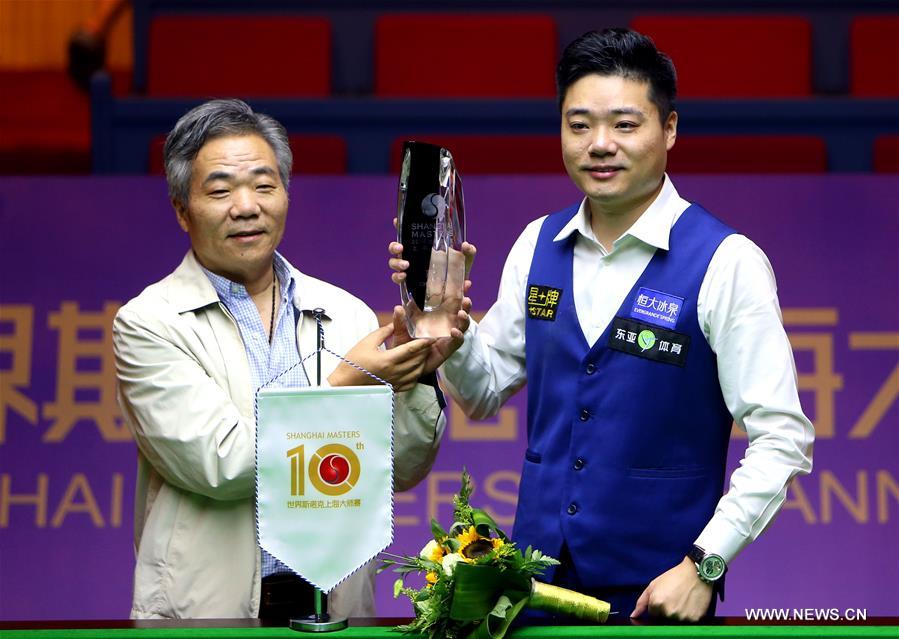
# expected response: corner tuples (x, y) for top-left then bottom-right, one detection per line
(608, 317), (690, 366)
(629, 286), (685, 329)
(526, 284), (563, 321)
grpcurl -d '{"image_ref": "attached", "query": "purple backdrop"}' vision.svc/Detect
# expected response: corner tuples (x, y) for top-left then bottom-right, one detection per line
(0, 175), (897, 620)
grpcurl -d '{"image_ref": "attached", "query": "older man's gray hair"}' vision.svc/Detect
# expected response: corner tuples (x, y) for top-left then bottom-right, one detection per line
(163, 98), (293, 206)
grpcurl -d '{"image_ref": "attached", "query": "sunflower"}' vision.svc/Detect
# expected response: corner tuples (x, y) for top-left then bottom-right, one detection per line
(455, 526), (480, 548)
(456, 526), (497, 560)
(425, 571), (438, 586)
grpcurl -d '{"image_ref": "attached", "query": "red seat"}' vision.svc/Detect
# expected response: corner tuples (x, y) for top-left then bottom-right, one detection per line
(873, 136), (899, 173)
(390, 135), (561, 174)
(667, 135), (827, 173)
(375, 15), (556, 97)
(148, 134), (347, 175)
(286, 135), (347, 174)
(851, 17), (899, 96)
(631, 16), (812, 97)
(0, 71), (90, 174)
(148, 16), (331, 97)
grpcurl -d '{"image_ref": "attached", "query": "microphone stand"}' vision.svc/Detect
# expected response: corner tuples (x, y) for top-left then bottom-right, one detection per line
(291, 308), (348, 633)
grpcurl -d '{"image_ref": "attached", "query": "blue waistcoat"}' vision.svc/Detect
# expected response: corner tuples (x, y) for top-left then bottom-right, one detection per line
(516, 202), (736, 587)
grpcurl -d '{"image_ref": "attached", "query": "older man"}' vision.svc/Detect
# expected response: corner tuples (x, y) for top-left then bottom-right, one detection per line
(114, 99), (445, 620)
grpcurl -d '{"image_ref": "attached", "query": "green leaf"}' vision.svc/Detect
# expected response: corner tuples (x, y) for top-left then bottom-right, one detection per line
(470, 508), (509, 541)
(448, 564), (508, 621)
(393, 578), (404, 599)
(465, 594), (530, 639)
(449, 520), (470, 535)
(487, 595), (514, 619)
(415, 598), (433, 614)
(459, 469), (473, 502)
(448, 564), (531, 621)
(430, 517), (449, 541)
(453, 469), (475, 525)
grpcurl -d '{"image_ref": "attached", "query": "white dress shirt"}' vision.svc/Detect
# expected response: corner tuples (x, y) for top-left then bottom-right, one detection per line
(441, 175), (814, 566)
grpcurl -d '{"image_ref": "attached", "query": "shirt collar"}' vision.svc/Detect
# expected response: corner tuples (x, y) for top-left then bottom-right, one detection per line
(552, 175), (685, 252)
(201, 251), (296, 304)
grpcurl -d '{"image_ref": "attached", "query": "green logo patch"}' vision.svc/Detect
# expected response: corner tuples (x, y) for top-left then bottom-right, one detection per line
(637, 330), (656, 351)
(608, 317), (691, 367)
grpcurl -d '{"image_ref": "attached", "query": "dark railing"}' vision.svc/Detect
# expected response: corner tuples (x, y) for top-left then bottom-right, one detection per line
(90, 73), (899, 174)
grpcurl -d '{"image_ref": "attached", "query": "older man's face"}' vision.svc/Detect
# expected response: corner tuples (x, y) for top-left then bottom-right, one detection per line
(174, 134), (288, 284)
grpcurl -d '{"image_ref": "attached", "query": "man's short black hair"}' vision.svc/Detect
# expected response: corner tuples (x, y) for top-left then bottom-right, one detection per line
(556, 28), (677, 122)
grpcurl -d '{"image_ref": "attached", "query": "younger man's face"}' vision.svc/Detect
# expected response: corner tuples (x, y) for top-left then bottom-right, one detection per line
(560, 73), (677, 217)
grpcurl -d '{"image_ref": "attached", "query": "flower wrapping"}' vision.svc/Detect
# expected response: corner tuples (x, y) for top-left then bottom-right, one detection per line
(380, 471), (609, 639)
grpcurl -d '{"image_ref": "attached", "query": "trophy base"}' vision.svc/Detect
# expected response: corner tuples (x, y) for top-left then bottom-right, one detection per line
(413, 315), (452, 339)
(407, 305), (461, 339)
(289, 615), (348, 633)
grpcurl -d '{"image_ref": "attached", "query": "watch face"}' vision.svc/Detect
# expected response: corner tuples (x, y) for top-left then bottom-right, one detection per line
(700, 554), (726, 581)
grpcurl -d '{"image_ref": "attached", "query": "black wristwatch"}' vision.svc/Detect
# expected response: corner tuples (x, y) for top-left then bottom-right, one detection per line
(688, 545), (727, 584)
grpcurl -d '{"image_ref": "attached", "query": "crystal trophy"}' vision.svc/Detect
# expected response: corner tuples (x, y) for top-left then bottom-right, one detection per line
(396, 141), (466, 338)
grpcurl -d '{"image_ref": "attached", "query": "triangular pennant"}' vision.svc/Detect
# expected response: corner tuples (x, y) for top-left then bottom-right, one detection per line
(256, 384), (394, 592)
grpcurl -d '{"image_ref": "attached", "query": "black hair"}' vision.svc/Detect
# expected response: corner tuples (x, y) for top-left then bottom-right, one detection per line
(556, 28), (677, 122)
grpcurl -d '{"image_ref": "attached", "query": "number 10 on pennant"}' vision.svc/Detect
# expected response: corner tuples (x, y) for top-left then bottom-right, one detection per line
(287, 443), (361, 497)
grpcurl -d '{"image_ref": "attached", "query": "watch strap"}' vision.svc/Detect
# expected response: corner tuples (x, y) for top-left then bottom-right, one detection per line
(688, 544), (706, 565)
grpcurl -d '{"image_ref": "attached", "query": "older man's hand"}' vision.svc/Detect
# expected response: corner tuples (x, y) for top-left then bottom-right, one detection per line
(631, 557), (713, 622)
(328, 323), (432, 392)
(390, 305), (468, 375)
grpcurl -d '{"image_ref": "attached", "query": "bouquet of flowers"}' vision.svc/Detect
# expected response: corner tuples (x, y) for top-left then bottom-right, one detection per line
(380, 471), (609, 639)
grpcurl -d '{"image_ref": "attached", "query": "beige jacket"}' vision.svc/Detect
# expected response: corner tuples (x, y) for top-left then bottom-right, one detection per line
(113, 251), (445, 619)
